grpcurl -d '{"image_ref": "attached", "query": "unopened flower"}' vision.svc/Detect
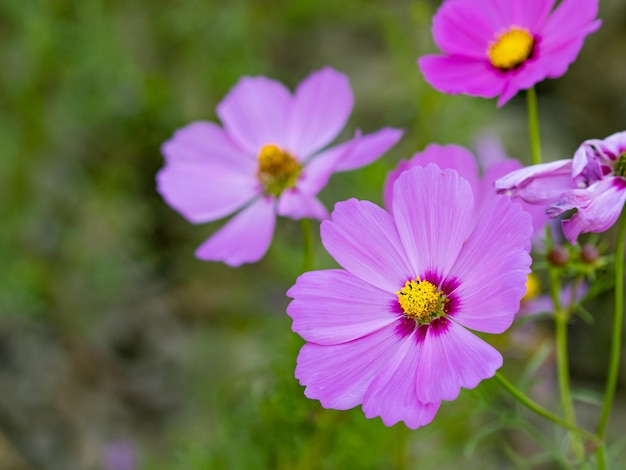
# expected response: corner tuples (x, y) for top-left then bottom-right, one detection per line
(496, 131), (626, 244)
(157, 67), (402, 266)
(418, 0), (601, 106)
(287, 164), (532, 429)
(383, 142), (548, 237)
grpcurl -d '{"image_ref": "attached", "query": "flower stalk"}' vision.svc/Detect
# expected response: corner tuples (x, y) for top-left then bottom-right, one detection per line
(494, 372), (600, 446)
(596, 208), (626, 467)
(527, 87), (542, 165)
(300, 218), (314, 273)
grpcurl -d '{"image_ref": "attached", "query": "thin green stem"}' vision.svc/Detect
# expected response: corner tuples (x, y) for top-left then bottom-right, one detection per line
(300, 218), (314, 272)
(527, 86), (542, 165)
(550, 268), (584, 461)
(494, 372), (600, 445)
(595, 209), (626, 466)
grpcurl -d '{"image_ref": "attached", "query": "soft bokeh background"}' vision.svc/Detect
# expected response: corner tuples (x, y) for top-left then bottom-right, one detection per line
(1, 0), (626, 469)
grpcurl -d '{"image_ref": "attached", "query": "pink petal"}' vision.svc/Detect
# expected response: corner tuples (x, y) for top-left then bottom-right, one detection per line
(415, 318), (503, 403)
(482, 159), (550, 238)
(392, 164), (475, 281)
(157, 122), (258, 223)
(383, 144), (480, 213)
(520, 295), (554, 316)
(479, 0), (556, 31)
(362, 329), (440, 429)
(332, 127), (403, 172)
(474, 132), (511, 170)
(494, 159), (574, 204)
(321, 199), (413, 293)
(287, 269), (399, 345)
(496, 60), (550, 107)
(560, 178), (626, 244)
(431, 0), (499, 59)
(383, 159), (412, 212)
(296, 132), (361, 197)
(572, 139), (613, 184)
(161, 121), (255, 169)
(418, 55), (504, 100)
(603, 131), (626, 155)
(194, 197), (276, 266)
(277, 189), (328, 220)
(156, 164), (258, 224)
(446, 195), (532, 334)
(295, 321), (407, 410)
(506, 0), (556, 31)
(296, 127), (402, 198)
(541, 0), (601, 54)
(286, 67), (353, 159)
(430, 0), (555, 58)
(478, 159), (521, 209)
(535, 0), (601, 81)
(216, 76), (292, 155)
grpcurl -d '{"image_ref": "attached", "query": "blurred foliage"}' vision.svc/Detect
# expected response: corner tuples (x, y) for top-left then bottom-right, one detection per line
(0, 0), (625, 469)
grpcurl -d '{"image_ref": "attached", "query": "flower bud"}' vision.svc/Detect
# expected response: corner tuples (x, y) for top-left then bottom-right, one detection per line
(547, 246), (569, 266)
(580, 244), (599, 264)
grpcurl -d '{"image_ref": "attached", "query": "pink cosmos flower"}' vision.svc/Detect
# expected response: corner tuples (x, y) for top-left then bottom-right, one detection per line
(382, 142), (548, 238)
(287, 164), (532, 429)
(496, 131), (626, 244)
(418, 0), (601, 106)
(157, 67), (402, 266)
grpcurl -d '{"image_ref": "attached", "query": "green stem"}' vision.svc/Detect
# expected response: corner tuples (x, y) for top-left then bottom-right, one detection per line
(595, 209), (626, 466)
(494, 372), (600, 445)
(549, 268), (584, 460)
(527, 86), (542, 165)
(300, 218), (314, 272)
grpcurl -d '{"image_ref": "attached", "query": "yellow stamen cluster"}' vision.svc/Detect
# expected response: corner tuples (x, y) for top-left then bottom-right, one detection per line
(257, 144), (302, 196)
(488, 27), (534, 70)
(522, 273), (541, 303)
(396, 278), (446, 323)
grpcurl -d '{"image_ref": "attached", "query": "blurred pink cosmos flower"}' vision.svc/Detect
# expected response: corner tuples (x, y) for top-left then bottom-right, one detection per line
(418, 0), (601, 106)
(287, 164), (532, 429)
(519, 274), (587, 317)
(382, 142), (548, 238)
(157, 67), (402, 266)
(496, 131), (626, 244)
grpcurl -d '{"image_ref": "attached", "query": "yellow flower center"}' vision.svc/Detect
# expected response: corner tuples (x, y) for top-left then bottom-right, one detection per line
(256, 144), (302, 197)
(488, 27), (534, 70)
(614, 152), (626, 177)
(396, 278), (447, 324)
(522, 273), (540, 302)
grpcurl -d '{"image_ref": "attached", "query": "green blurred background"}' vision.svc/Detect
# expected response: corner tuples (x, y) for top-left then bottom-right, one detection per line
(1, 0), (625, 469)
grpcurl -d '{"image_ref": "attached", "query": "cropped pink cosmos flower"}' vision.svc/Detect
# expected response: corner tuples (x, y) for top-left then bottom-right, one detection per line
(382, 143), (548, 238)
(157, 67), (402, 266)
(287, 164), (532, 429)
(496, 131), (626, 244)
(418, 0), (601, 106)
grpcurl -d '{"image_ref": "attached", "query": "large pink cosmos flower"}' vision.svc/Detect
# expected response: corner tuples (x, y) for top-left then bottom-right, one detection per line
(418, 0), (601, 106)
(382, 143), (548, 238)
(157, 67), (402, 266)
(287, 164), (532, 429)
(496, 131), (626, 244)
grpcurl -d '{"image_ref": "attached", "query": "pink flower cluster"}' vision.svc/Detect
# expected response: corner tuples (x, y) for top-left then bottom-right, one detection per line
(155, 0), (614, 432)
